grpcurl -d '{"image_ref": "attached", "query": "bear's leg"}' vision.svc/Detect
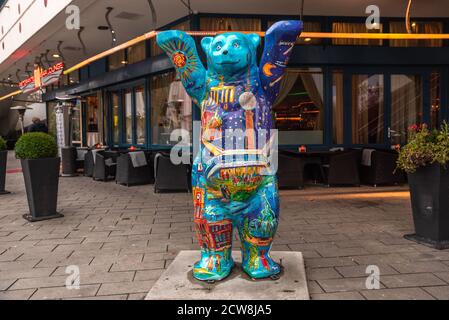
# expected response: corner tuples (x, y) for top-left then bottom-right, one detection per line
(237, 177), (281, 279)
(192, 196), (234, 282)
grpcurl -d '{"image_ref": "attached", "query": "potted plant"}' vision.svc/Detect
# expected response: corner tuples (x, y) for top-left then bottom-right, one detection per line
(397, 123), (449, 249)
(15, 133), (63, 222)
(0, 136), (10, 195)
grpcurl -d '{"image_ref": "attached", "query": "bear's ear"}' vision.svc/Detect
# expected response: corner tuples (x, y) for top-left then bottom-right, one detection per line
(201, 37), (213, 54)
(246, 33), (261, 49)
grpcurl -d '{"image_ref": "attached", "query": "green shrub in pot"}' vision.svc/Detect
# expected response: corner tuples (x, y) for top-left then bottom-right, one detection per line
(15, 133), (58, 159)
(397, 122), (449, 249)
(14, 132), (62, 221)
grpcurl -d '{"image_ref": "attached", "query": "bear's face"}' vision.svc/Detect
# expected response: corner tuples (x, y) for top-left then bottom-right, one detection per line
(201, 33), (260, 79)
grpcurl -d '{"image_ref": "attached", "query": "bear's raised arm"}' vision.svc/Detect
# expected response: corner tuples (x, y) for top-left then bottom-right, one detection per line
(259, 21), (303, 104)
(157, 31), (207, 105)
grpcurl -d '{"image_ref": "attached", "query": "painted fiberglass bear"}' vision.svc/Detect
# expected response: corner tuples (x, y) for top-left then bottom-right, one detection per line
(157, 21), (303, 281)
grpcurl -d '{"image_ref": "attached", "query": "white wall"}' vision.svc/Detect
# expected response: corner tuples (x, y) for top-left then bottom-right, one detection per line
(0, 0), (73, 65)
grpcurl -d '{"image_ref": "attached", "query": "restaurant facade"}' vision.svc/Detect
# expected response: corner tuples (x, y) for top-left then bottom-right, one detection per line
(41, 12), (449, 152)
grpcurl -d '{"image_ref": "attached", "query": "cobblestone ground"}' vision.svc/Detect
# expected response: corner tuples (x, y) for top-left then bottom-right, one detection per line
(1, 153), (449, 300)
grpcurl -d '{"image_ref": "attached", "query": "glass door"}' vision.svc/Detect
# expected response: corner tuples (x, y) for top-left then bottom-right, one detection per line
(389, 74), (424, 145)
(350, 73), (385, 146)
(106, 82), (147, 147)
(110, 91), (121, 146)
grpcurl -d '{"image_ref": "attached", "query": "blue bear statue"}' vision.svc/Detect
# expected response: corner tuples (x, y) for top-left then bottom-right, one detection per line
(157, 20), (303, 281)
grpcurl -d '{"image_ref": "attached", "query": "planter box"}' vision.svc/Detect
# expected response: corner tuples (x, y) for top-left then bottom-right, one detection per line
(405, 164), (449, 249)
(61, 146), (77, 177)
(21, 157), (63, 222)
(0, 150), (10, 195)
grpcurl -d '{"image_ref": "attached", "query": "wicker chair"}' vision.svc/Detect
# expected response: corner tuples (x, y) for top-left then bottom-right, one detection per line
(154, 152), (190, 193)
(360, 149), (406, 186)
(84, 150), (94, 177)
(115, 152), (154, 186)
(93, 151), (118, 181)
(277, 152), (305, 189)
(322, 150), (361, 186)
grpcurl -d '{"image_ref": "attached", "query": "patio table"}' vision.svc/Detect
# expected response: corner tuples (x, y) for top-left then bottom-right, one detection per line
(279, 150), (342, 185)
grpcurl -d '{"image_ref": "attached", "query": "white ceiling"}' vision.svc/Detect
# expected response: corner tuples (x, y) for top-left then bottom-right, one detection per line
(1, 0), (448, 89)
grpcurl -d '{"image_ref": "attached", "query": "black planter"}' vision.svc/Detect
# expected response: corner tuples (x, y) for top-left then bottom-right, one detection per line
(61, 147), (77, 177)
(405, 164), (449, 249)
(0, 150), (10, 195)
(21, 157), (63, 222)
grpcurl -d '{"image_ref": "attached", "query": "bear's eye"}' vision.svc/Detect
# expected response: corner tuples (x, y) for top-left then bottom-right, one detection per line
(233, 43), (240, 49)
(215, 45), (222, 51)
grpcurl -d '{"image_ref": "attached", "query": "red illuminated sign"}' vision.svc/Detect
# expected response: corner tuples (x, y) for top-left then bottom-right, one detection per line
(19, 62), (64, 93)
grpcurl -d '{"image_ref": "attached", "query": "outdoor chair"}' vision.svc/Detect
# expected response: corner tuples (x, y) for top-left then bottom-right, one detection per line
(277, 151), (305, 189)
(154, 152), (190, 193)
(93, 151), (118, 182)
(322, 149), (361, 187)
(84, 150), (94, 177)
(115, 151), (154, 186)
(75, 148), (88, 172)
(360, 149), (406, 186)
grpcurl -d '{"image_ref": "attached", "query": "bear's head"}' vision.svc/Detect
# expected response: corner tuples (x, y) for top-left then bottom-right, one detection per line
(201, 32), (260, 80)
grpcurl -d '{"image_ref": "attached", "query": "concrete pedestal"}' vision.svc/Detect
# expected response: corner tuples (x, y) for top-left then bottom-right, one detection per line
(146, 251), (309, 300)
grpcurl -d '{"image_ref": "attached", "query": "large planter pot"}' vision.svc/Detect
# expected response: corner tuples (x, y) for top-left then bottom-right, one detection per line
(61, 146), (77, 177)
(0, 150), (10, 195)
(21, 157), (63, 222)
(405, 163), (449, 249)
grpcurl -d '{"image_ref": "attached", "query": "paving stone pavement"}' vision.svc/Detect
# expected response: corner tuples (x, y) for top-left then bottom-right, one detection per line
(1, 154), (449, 300)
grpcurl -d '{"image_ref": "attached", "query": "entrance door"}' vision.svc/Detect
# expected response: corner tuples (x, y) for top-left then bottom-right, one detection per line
(106, 81), (147, 147)
(81, 92), (103, 147)
(389, 73), (424, 145)
(388, 68), (444, 145)
(349, 73), (386, 147)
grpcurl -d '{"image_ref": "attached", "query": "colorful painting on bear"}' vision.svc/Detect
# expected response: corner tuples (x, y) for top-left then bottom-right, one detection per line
(157, 20), (303, 281)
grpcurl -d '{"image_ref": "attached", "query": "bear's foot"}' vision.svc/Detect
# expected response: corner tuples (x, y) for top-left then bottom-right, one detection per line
(242, 252), (281, 279)
(193, 254), (234, 282)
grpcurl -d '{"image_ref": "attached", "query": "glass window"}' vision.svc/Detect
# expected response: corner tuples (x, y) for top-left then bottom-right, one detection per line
(124, 89), (133, 144)
(351, 74), (384, 144)
(431, 72), (441, 129)
(111, 92), (120, 145)
(69, 71), (79, 85)
(332, 22), (383, 46)
(390, 21), (443, 47)
(151, 71), (184, 146)
(390, 74), (423, 145)
(273, 68), (324, 145)
(135, 86), (146, 145)
(332, 71), (344, 145)
(151, 20), (190, 57)
(127, 41), (146, 64)
(109, 50), (126, 71)
(200, 17), (261, 31)
(85, 93), (104, 147)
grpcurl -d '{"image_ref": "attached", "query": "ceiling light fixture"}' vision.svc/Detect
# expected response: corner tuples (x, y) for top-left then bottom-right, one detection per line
(105, 7), (117, 47)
